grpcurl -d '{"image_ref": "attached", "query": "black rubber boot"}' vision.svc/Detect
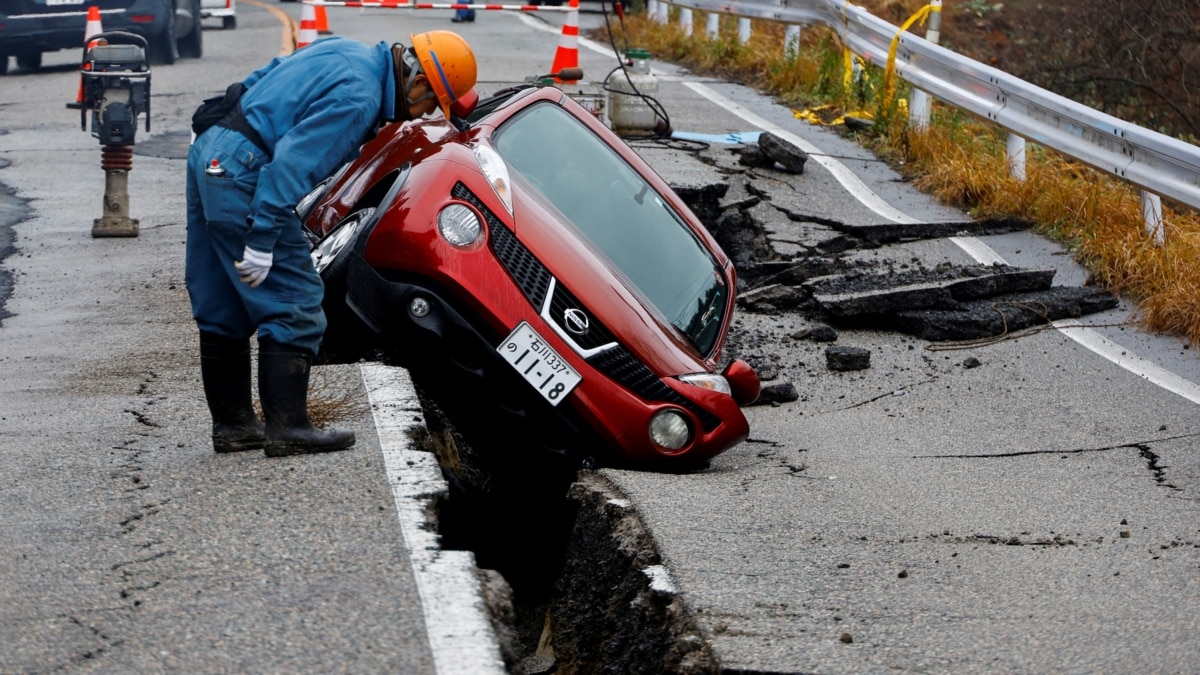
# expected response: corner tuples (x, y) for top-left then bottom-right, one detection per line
(258, 338), (356, 458)
(200, 331), (266, 453)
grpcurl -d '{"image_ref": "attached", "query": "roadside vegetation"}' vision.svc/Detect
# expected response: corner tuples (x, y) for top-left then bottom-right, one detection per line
(597, 2), (1200, 348)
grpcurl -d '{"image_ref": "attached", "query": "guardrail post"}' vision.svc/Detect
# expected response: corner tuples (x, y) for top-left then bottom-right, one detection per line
(908, 0), (941, 129)
(681, 8), (693, 36)
(1007, 134), (1026, 181)
(738, 17), (751, 44)
(1142, 191), (1165, 245)
(785, 25), (801, 56)
(706, 12), (719, 38)
(647, 0), (663, 24)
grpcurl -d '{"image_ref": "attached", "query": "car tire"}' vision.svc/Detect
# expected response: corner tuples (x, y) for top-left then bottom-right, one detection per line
(149, 4), (179, 65)
(0, 56), (8, 76)
(16, 51), (42, 71)
(178, 0), (203, 59)
(223, 15), (236, 29)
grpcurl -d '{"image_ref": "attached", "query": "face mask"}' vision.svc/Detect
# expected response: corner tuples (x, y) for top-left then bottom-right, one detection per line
(387, 45), (436, 122)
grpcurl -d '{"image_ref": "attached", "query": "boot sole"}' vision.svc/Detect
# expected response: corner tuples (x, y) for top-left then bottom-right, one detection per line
(213, 435), (266, 453)
(214, 441), (265, 453)
(263, 435), (356, 458)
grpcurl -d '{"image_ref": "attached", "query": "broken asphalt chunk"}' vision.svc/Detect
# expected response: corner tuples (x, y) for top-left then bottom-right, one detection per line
(746, 382), (800, 406)
(758, 132), (809, 174)
(826, 346), (871, 371)
(806, 265), (1057, 318)
(892, 287), (1119, 341)
(738, 283), (810, 313)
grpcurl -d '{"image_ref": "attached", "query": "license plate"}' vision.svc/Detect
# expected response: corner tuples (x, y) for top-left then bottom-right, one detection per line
(498, 322), (581, 406)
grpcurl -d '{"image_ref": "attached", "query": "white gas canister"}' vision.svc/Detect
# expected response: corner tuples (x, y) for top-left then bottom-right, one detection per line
(606, 49), (659, 133)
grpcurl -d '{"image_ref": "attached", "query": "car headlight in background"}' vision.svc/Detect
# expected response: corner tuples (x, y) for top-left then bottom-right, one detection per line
(678, 373), (732, 396)
(437, 203), (484, 249)
(472, 143), (513, 215)
(649, 409), (692, 450)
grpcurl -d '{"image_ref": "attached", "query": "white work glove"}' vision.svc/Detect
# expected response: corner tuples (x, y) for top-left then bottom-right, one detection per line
(234, 246), (273, 287)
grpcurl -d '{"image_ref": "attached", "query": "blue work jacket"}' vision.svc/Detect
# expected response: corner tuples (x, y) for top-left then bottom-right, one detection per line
(238, 37), (398, 253)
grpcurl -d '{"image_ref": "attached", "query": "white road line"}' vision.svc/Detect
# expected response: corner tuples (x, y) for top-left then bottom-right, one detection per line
(359, 363), (507, 675)
(1053, 320), (1200, 405)
(682, 82), (922, 225)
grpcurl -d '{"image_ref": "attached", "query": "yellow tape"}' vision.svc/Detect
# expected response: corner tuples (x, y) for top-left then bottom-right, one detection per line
(883, 4), (932, 103)
(793, 105), (875, 126)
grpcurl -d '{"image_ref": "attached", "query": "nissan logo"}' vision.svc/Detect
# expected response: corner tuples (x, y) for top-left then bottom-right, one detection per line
(563, 308), (590, 336)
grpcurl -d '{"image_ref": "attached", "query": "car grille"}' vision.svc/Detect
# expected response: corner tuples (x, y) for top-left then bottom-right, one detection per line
(468, 199), (553, 309)
(454, 182), (720, 432)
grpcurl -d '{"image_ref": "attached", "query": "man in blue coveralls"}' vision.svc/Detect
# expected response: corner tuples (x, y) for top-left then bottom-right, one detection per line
(186, 31), (478, 457)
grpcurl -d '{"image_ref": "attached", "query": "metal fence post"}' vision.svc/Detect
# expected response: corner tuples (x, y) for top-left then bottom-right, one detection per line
(785, 24), (801, 56)
(908, 0), (941, 129)
(1007, 134), (1026, 182)
(1142, 190), (1165, 245)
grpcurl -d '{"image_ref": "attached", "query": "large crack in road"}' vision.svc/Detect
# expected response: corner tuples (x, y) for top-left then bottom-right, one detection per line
(413, 133), (1130, 672)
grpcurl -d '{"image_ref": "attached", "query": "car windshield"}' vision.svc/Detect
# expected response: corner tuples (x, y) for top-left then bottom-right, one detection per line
(491, 101), (727, 357)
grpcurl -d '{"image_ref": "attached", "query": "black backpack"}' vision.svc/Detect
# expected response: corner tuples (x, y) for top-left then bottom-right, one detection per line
(191, 82), (247, 136)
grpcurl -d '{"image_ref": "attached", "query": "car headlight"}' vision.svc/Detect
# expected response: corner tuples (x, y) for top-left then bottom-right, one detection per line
(294, 161), (350, 222)
(472, 143), (513, 215)
(437, 203), (484, 248)
(649, 409), (692, 451)
(678, 373), (732, 396)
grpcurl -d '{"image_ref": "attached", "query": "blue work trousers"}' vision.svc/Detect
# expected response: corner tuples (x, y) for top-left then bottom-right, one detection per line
(185, 127), (326, 355)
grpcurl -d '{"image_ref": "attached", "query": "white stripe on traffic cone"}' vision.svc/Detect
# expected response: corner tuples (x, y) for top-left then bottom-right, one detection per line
(297, 3), (318, 49)
(550, 0), (580, 82)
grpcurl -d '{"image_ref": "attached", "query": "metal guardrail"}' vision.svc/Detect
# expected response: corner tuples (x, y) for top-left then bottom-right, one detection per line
(657, 0), (1200, 230)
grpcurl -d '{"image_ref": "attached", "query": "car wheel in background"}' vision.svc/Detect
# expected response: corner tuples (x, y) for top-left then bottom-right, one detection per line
(0, 57), (8, 76)
(149, 3), (179, 65)
(178, 0), (203, 58)
(223, 15), (236, 29)
(15, 51), (42, 71)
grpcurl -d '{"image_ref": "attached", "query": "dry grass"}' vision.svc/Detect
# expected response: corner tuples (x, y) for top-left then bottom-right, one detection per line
(305, 366), (369, 428)
(602, 12), (1200, 348)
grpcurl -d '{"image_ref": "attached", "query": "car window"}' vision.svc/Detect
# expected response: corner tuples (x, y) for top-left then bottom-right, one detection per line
(492, 101), (728, 357)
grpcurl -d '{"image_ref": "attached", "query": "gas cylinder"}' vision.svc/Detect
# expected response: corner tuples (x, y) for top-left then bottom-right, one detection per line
(606, 49), (659, 133)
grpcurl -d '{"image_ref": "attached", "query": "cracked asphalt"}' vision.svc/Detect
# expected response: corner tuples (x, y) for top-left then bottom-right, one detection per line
(2, 6), (1199, 673)
(594, 67), (1200, 672)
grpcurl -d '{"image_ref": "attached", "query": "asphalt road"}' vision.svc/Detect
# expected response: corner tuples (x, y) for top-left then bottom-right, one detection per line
(2, 2), (1199, 673)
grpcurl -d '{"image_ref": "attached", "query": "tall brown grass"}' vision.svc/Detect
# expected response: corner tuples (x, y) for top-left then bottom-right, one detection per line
(602, 11), (1200, 348)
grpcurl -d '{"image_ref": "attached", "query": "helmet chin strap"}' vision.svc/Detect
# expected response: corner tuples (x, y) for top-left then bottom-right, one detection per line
(390, 44), (436, 122)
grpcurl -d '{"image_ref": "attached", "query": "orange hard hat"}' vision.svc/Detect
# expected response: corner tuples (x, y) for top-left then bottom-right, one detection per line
(410, 30), (478, 119)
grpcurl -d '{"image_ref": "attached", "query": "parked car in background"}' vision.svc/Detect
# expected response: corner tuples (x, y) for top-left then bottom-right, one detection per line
(0, 0), (202, 73)
(300, 83), (761, 470)
(200, 0), (234, 29)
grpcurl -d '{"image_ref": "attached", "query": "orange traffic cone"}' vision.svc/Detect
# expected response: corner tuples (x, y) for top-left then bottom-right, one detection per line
(315, 0), (331, 35)
(550, 0), (580, 83)
(296, 2), (318, 49)
(68, 6), (105, 108)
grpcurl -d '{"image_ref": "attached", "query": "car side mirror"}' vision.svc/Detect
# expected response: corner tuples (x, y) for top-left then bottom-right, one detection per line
(723, 359), (760, 406)
(449, 88), (479, 128)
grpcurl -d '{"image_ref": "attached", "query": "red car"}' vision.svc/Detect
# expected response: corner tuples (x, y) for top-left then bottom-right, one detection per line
(301, 83), (759, 469)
